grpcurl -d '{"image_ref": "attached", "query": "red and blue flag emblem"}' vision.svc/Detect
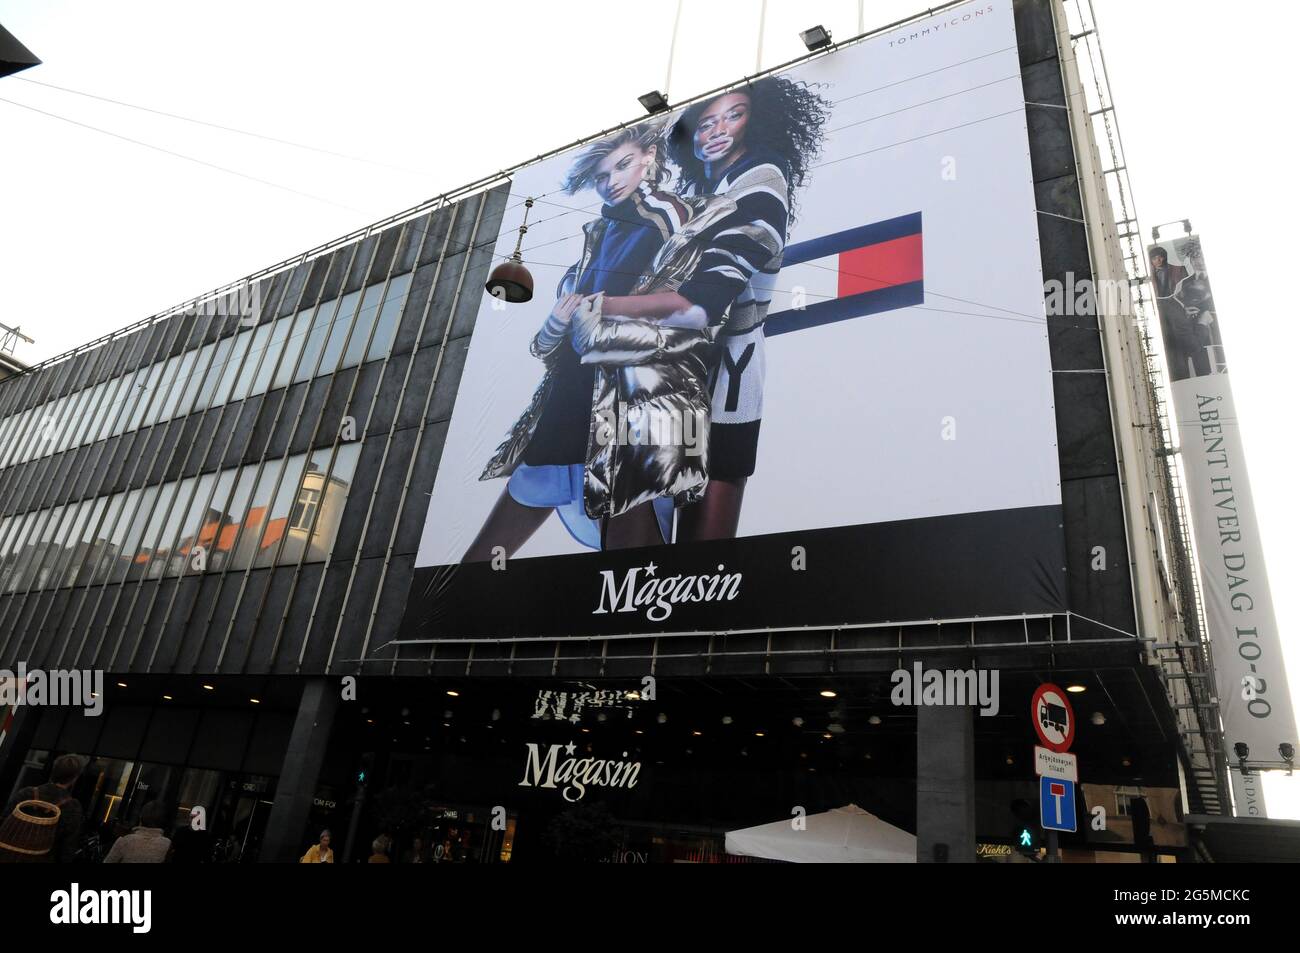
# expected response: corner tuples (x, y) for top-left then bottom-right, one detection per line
(766, 211), (923, 336)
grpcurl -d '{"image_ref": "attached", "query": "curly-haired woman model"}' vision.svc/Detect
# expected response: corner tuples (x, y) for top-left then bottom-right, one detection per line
(669, 77), (831, 541)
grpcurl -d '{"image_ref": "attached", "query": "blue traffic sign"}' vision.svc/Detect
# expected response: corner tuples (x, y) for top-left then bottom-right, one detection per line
(1040, 776), (1076, 832)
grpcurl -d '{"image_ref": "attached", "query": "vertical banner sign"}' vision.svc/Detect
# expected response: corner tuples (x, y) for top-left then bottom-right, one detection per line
(1229, 767), (1267, 819)
(1147, 235), (1297, 764)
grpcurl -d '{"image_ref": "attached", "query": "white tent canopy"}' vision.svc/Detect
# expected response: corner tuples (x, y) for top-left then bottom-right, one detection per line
(725, 804), (916, 863)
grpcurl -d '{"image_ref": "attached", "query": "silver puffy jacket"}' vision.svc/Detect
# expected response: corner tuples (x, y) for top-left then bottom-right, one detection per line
(481, 193), (739, 520)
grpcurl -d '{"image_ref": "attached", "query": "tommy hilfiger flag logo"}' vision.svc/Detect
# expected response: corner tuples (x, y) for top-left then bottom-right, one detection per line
(766, 211), (923, 336)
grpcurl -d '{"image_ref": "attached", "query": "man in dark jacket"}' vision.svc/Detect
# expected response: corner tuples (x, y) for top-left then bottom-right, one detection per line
(3, 753), (85, 862)
(1149, 245), (1205, 381)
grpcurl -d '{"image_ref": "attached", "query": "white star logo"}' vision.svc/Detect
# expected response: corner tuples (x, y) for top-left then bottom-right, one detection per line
(645, 561), (657, 577)
(564, 741), (576, 755)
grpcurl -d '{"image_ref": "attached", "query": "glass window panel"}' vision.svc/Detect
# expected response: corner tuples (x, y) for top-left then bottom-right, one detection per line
(32, 504), (74, 591)
(367, 272), (411, 362)
(83, 493), (124, 586)
(126, 361), (165, 433)
(344, 284), (384, 369)
(320, 291), (360, 374)
(0, 501), (23, 553)
(252, 316), (293, 396)
(8, 405), (37, 465)
(67, 496), (109, 588)
(146, 354), (182, 427)
(0, 515), (10, 590)
(80, 380), (107, 447)
(16, 399), (54, 464)
(49, 393), (79, 455)
(228, 463), (277, 571)
(0, 412), (23, 466)
(26, 504), (70, 591)
(0, 506), (28, 558)
(160, 349), (199, 423)
(244, 456), (294, 569)
(213, 330), (252, 408)
(305, 443), (360, 562)
(5, 408), (26, 450)
(196, 336), (234, 409)
(3, 512), (35, 592)
(5, 407), (33, 466)
(112, 485), (160, 584)
(210, 466), (256, 572)
(111, 370), (144, 440)
(13, 407), (39, 464)
(296, 301), (332, 383)
(0, 414), (17, 466)
(168, 471), (216, 578)
(3, 408), (26, 454)
(67, 380), (105, 449)
(274, 310), (313, 390)
(50, 499), (93, 588)
(4, 506), (51, 592)
(68, 383), (104, 451)
(93, 373), (129, 443)
(50, 394), (77, 457)
(11, 507), (37, 552)
(128, 480), (177, 582)
(231, 323), (272, 402)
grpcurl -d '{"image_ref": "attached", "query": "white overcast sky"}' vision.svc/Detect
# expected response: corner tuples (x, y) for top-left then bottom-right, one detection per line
(3, 0), (1299, 819)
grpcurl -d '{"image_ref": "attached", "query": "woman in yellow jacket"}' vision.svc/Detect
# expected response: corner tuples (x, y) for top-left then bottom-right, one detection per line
(300, 829), (333, 863)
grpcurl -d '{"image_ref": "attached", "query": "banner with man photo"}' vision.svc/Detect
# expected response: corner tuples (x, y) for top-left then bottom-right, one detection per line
(1148, 234), (1296, 763)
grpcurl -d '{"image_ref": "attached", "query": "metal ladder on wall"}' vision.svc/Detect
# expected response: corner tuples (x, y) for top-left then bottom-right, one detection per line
(1065, 0), (1230, 815)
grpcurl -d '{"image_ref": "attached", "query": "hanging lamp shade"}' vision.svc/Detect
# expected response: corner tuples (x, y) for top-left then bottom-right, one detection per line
(486, 196), (535, 304)
(485, 257), (533, 303)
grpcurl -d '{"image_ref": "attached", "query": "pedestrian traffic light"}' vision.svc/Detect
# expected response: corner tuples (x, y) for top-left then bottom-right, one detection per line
(356, 752), (375, 786)
(1010, 798), (1039, 854)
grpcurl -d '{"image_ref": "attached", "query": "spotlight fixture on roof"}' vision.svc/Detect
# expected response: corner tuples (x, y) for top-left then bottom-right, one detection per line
(1234, 741), (1250, 776)
(1281, 743), (1295, 775)
(638, 90), (670, 114)
(484, 199), (535, 304)
(800, 25), (832, 51)
(0, 24), (42, 79)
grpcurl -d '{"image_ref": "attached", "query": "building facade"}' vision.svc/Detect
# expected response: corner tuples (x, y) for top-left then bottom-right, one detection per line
(0, 0), (1231, 863)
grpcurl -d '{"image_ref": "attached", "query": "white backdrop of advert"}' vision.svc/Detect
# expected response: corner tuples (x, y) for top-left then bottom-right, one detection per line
(417, 0), (1058, 567)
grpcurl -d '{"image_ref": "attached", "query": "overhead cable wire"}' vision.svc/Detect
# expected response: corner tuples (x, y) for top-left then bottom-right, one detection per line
(0, 95), (368, 213)
(15, 76), (432, 177)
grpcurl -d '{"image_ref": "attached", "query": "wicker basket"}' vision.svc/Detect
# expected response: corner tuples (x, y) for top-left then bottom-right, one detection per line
(0, 799), (62, 863)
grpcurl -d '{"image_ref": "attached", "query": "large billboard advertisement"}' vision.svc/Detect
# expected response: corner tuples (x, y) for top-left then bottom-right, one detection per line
(407, 0), (1064, 639)
(1147, 235), (1297, 765)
